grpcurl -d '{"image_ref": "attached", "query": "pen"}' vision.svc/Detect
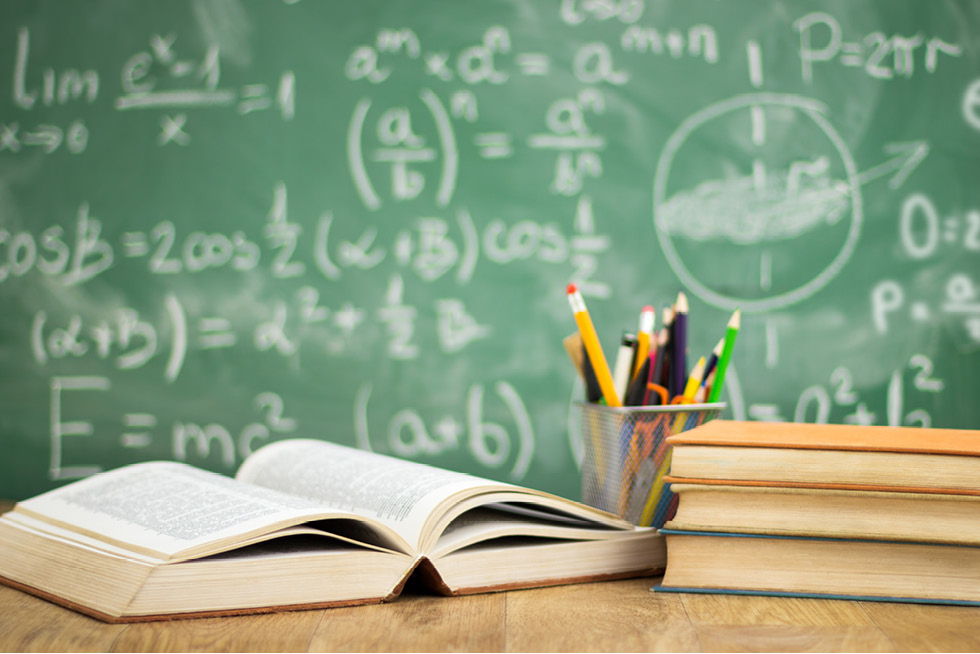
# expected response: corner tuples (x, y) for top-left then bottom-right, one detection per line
(612, 332), (637, 403)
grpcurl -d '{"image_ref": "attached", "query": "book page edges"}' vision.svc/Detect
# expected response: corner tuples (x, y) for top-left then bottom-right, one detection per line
(0, 555), (420, 623)
(658, 531), (980, 602)
(667, 420), (980, 456)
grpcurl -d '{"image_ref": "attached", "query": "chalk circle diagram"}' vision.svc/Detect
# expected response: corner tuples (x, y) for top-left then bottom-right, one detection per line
(653, 94), (863, 312)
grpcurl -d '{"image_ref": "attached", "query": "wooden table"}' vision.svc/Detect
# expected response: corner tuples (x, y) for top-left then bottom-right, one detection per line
(3, 574), (980, 652)
(2, 495), (978, 653)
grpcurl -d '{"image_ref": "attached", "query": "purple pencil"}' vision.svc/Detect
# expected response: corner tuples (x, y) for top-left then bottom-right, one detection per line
(671, 292), (688, 401)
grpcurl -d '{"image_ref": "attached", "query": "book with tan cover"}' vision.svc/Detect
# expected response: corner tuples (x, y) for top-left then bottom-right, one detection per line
(663, 483), (980, 544)
(656, 530), (980, 605)
(657, 421), (980, 605)
(666, 420), (980, 493)
(668, 420), (980, 454)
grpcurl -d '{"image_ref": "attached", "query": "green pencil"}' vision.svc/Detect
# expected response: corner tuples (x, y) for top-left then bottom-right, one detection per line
(707, 309), (740, 403)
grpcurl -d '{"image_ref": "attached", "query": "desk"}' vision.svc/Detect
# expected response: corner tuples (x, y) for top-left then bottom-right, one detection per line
(1, 500), (978, 652)
(4, 576), (980, 652)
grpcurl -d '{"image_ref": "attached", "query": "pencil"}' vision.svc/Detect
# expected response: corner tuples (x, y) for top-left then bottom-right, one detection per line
(701, 337), (725, 387)
(695, 368), (715, 403)
(681, 356), (706, 401)
(632, 305), (655, 380)
(581, 341), (602, 403)
(566, 284), (622, 407)
(655, 306), (673, 389)
(642, 332), (665, 406)
(625, 353), (651, 406)
(562, 333), (585, 381)
(671, 292), (689, 400)
(707, 308), (740, 403)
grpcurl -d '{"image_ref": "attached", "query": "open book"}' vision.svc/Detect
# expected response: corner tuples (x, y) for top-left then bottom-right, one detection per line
(0, 439), (664, 622)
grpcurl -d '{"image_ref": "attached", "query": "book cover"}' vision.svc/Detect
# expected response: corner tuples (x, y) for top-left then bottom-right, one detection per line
(655, 529), (980, 606)
(667, 420), (980, 456)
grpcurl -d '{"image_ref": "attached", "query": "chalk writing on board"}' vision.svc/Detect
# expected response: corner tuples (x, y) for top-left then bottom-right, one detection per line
(653, 94), (864, 312)
(0, 2), (977, 504)
(12, 28), (99, 110)
(354, 380), (534, 479)
(115, 34), (295, 143)
(793, 355), (945, 427)
(347, 91), (459, 210)
(652, 92), (938, 313)
(0, 120), (88, 155)
(530, 90), (606, 196)
(965, 79), (980, 131)
(50, 376), (297, 479)
(870, 192), (980, 350)
(793, 12), (963, 83)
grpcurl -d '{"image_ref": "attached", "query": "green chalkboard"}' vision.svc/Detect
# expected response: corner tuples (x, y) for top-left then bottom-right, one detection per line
(1, 0), (979, 501)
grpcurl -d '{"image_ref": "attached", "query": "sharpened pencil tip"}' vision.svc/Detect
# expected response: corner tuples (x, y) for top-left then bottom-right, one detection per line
(730, 308), (741, 327)
(566, 283), (578, 294)
(675, 291), (689, 313)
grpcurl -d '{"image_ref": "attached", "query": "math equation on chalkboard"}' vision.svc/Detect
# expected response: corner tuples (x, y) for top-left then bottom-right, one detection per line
(0, 1), (977, 500)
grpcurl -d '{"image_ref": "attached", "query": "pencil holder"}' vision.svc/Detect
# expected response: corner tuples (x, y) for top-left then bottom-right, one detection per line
(577, 402), (725, 528)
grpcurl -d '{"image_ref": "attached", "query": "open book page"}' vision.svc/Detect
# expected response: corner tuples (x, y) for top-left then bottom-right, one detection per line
(14, 461), (405, 560)
(236, 439), (516, 551)
(430, 507), (644, 559)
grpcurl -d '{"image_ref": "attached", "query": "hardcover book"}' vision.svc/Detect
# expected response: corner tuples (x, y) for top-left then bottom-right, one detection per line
(0, 439), (664, 622)
(656, 529), (980, 605)
(666, 420), (980, 493)
(664, 483), (980, 544)
(658, 420), (980, 605)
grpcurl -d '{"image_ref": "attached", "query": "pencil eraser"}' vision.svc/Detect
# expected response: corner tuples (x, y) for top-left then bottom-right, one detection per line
(566, 283), (578, 294)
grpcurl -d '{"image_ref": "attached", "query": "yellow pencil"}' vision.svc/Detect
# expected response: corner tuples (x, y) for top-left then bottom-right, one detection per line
(681, 356), (706, 401)
(638, 450), (672, 527)
(668, 356), (707, 449)
(566, 284), (621, 407)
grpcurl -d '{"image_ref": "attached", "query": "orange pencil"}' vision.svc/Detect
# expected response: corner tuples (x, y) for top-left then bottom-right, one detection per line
(632, 305), (655, 381)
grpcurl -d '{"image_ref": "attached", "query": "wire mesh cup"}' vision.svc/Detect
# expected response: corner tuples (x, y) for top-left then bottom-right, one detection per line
(578, 402), (725, 527)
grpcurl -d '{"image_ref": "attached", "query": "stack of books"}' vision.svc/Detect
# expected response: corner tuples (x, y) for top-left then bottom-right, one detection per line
(655, 420), (980, 605)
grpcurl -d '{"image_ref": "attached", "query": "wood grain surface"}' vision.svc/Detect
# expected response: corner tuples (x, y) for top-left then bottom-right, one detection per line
(4, 576), (980, 652)
(1, 498), (978, 653)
